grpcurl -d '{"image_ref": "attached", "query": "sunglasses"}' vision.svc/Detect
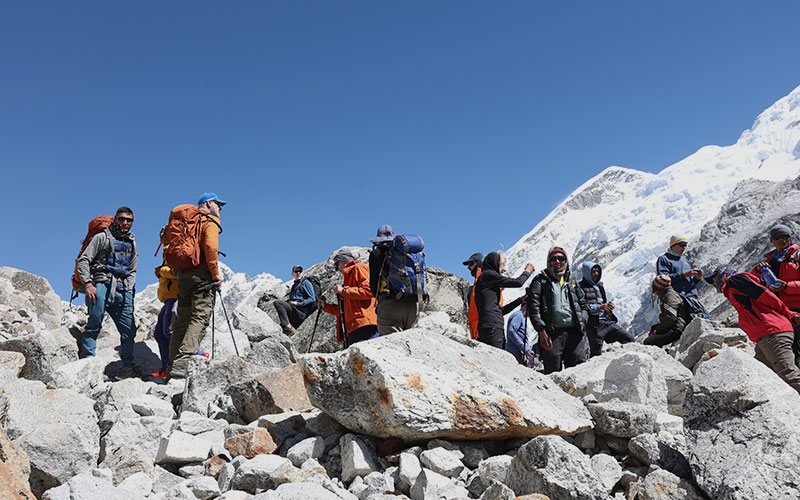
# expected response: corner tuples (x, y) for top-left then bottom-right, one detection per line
(770, 235), (789, 241)
(117, 216), (134, 223)
(548, 255), (567, 262)
(675, 242), (688, 248)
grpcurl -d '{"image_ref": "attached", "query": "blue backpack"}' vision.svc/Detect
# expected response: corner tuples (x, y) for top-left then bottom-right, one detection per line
(386, 234), (427, 302)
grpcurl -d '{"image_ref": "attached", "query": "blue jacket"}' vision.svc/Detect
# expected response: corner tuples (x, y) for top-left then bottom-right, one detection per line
(289, 278), (316, 314)
(505, 310), (531, 356)
(657, 252), (700, 298)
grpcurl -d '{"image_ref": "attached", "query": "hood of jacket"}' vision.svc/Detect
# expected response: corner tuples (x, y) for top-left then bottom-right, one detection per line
(545, 246), (570, 281)
(482, 252), (502, 274)
(581, 261), (601, 286)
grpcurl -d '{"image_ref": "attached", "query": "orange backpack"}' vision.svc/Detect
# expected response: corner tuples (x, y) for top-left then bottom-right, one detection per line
(163, 204), (221, 272)
(71, 215), (115, 300)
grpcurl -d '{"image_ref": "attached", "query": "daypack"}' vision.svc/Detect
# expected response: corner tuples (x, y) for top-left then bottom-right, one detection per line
(304, 276), (322, 313)
(70, 215), (115, 301)
(163, 204), (221, 272)
(385, 234), (427, 302)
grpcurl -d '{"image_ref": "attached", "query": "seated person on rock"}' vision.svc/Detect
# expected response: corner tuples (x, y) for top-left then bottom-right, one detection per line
(273, 265), (317, 336)
(707, 264), (800, 394)
(644, 274), (693, 347)
(576, 261), (635, 357)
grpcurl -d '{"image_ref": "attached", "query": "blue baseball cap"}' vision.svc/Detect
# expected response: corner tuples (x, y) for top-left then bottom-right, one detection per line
(198, 192), (227, 206)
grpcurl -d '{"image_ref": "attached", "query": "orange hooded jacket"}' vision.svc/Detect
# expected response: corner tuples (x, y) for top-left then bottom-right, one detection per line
(322, 260), (377, 341)
(198, 213), (222, 277)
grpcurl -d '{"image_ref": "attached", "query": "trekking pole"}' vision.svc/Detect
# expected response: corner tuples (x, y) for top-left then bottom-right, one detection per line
(306, 308), (323, 354)
(211, 306), (215, 360)
(215, 287), (240, 357)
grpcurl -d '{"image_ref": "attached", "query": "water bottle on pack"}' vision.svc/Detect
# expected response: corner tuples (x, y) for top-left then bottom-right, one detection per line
(760, 267), (780, 288)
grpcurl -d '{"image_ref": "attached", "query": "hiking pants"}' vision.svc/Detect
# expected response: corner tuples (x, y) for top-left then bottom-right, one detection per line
(643, 328), (682, 348)
(754, 330), (800, 395)
(81, 282), (136, 366)
(587, 320), (635, 357)
(346, 325), (379, 348)
(478, 327), (506, 349)
(376, 298), (418, 335)
(154, 298), (178, 371)
(540, 326), (587, 374)
(793, 309), (800, 370)
(170, 271), (216, 370)
(274, 299), (307, 329)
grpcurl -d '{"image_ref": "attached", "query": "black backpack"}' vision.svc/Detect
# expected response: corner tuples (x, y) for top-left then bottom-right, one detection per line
(304, 276), (322, 312)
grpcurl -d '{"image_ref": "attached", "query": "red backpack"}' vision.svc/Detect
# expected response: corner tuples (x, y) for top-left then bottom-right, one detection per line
(71, 215), (115, 300)
(163, 205), (221, 272)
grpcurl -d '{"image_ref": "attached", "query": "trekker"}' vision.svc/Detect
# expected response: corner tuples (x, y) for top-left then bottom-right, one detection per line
(463, 252), (485, 340)
(76, 207), (139, 379)
(506, 299), (538, 366)
(151, 259), (177, 379)
(577, 261), (634, 356)
(474, 251), (534, 348)
(656, 235), (707, 317)
(644, 274), (692, 347)
(273, 265), (317, 335)
(168, 192), (224, 378)
(526, 247), (589, 374)
(318, 249), (378, 348)
(369, 225), (419, 334)
(707, 264), (800, 394)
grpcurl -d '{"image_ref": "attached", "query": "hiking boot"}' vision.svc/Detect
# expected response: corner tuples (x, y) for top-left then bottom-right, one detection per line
(281, 324), (296, 336)
(113, 364), (142, 381)
(168, 362), (188, 380)
(149, 369), (167, 379)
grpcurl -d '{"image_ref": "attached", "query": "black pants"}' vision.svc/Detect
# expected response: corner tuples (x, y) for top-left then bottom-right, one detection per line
(643, 328), (682, 347)
(273, 299), (307, 328)
(587, 320), (635, 357)
(478, 327), (505, 349)
(346, 325), (379, 348)
(540, 327), (587, 374)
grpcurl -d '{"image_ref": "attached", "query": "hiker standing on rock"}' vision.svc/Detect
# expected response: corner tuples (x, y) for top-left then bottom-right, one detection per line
(369, 225), (420, 334)
(463, 252), (485, 340)
(708, 264), (800, 394)
(167, 192), (224, 379)
(526, 246), (589, 374)
(656, 235), (708, 318)
(151, 229), (178, 379)
(273, 265), (317, 336)
(644, 274), (692, 347)
(474, 251), (533, 349)
(318, 249), (378, 348)
(76, 207), (139, 379)
(576, 261), (634, 356)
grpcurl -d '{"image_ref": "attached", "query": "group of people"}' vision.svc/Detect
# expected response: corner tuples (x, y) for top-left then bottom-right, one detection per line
(75, 199), (800, 393)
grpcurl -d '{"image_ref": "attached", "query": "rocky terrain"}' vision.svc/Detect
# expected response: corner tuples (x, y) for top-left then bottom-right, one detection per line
(2, 249), (800, 499)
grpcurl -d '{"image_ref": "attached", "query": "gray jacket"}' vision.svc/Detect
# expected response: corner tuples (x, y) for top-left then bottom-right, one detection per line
(76, 229), (137, 292)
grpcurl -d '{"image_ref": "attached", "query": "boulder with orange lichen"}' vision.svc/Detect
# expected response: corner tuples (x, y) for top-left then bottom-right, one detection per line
(298, 329), (592, 441)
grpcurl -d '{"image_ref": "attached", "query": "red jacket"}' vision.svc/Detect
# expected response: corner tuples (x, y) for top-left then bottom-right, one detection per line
(722, 272), (798, 343)
(751, 244), (800, 310)
(322, 260), (377, 341)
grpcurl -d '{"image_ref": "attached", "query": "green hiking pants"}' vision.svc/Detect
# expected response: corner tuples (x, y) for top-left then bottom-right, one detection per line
(755, 330), (800, 395)
(169, 270), (216, 370)
(376, 298), (418, 335)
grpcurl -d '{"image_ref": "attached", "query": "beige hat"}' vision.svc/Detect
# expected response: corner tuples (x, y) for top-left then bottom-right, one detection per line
(652, 274), (672, 293)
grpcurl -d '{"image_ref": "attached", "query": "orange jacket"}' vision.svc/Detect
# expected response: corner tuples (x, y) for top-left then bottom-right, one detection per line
(198, 213), (221, 277)
(322, 260), (377, 340)
(468, 268), (481, 339)
(156, 264), (178, 302)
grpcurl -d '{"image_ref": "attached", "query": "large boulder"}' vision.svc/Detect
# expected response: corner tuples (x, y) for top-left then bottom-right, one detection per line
(675, 318), (749, 370)
(0, 379), (100, 496)
(299, 329), (592, 440)
(683, 347), (800, 499)
(0, 327), (79, 384)
(0, 267), (63, 332)
(0, 427), (34, 500)
(181, 357), (266, 420)
(229, 364), (314, 422)
(550, 342), (692, 416)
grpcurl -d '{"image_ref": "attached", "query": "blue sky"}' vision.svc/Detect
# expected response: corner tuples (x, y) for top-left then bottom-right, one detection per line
(2, 1), (799, 300)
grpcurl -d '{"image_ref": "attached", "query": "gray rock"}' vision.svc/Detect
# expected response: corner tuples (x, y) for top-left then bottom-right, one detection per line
(217, 491), (253, 500)
(0, 326), (79, 384)
(229, 454), (307, 494)
(0, 350), (26, 375)
(262, 481), (343, 499)
(156, 431), (213, 464)
(102, 416), (174, 462)
(409, 468), (470, 500)
(131, 394), (176, 418)
(588, 400), (657, 438)
(243, 335), (295, 370)
(655, 412), (684, 438)
(505, 435), (607, 499)
(573, 429), (596, 451)
(304, 410), (346, 438)
(0, 365), (18, 386)
(257, 412), (306, 447)
(149, 466), (187, 495)
(479, 480), (515, 500)
(229, 364), (314, 422)
(176, 411), (227, 435)
(48, 356), (106, 398)
(164, 483), (197, 500)
(0, 267), (63, 330)
(477, 455), (513, 487)
(628, 434), (691, 479)
(178, 464), (206, 478)
(398, 452), (422, 489)
(286, 436), (325, 467)
(359, 471), (395, 499)
(95, 377), (152, 434)
(640, 468), (703, 500)
(183, 476), (222, 500)
(300, 330), (592, 441)
(675, 317), (749, 370)
(216, 462), (237, 492)
(340, 434), (379, 483)
(181, 357), (265, 420)
(100, 443), (154, 485)
(41, 471), (146, 500)
(684, 348), (800, 499)
(118, 472), (154, 497)
(419, 447), (465, 479)
(590, 453), (622, 493)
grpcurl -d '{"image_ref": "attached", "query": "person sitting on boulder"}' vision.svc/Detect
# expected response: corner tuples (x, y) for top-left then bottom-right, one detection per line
(506, 299), (541, 368)
(577, 261), (634, 356)
(644, 274), (693, 347)
(317, 249), (378, 348)
(707, 264), (800, 394)
(656, 235), (708, 318)
(273, 265), (316, 336)
(474, 251), (534, 348)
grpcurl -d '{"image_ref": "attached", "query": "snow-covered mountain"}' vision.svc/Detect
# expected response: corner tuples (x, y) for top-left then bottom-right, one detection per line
(505, 85), (800, 333)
